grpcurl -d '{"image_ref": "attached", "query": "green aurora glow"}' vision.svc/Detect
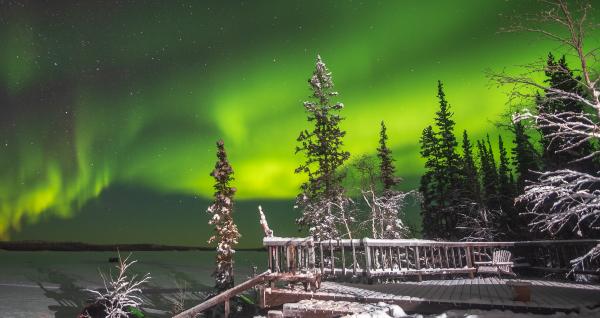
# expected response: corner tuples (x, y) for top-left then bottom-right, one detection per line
(1, 1), (597, 245)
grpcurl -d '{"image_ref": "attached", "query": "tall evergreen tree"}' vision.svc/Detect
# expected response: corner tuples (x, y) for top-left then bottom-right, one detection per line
(207, 140), (240, 291)
(419, 126), (440, 238)
(497, 136), (513, 202)
(478, 137), (498, 210)
(378, 121), (400, 191)
(419, 81), (463, 239)
(497, 135), (517, 239)
(511, 121), (540, 193)
(460, 130), (480, 203)
(295, 55), (352, 240)
(537, 53), (596, 172)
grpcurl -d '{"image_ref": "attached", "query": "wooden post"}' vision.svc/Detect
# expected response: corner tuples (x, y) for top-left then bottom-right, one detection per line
(224, 298), (230, 318)
(275, 247), (280, 272)
(405, 247), (409, 270)
(320, 241), (325, 276)
(308, 239), (315, 271)
(268, 246), (273, 271)
(329, 240), (334, 276)
(351, 239), (357, 275)
(285, 244), (291, 273)
(341, 240), (346, 276)
(364, 238), (371, 277)
(465, 246), (474, 278)
(444, 247), (450, 268)
(415, 246), (422, 281)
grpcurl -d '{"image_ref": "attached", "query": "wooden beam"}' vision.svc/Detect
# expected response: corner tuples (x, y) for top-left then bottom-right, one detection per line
(172, 271), (271, 318)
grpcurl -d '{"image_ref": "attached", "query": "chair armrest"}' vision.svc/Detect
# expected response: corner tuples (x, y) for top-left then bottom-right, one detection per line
(491, 262), (513, 266)
(474, 261), (493, 265)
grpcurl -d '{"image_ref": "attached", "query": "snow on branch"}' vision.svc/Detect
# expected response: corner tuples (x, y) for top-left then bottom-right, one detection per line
(361, 188), (419, 239)
(513, 110), (600, 161)
(517, 169), (600, 236)
(457, 204), (502, 242)
(86, 253), (151, 318)
(296, 192), (355, 240)
(569, 243), (600, 275)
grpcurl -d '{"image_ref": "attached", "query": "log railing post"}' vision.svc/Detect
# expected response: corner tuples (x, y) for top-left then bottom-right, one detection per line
(329, 240), (334, 276)
(319, 241), (324, 276)
(341, 240), (346, 276)
(351, 239), (357, 275)
(224, 298), (230, 318)
(308, 238), (315, 272)
(364, 238), (371, 277)
(415, 246), (422, 281)
(465, 246), (474, 278)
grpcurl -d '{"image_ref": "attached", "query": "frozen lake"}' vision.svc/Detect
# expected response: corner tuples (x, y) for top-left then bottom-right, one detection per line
(0, 250), (266, 318)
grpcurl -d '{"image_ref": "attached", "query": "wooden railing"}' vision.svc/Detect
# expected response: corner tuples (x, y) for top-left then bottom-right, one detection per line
(263, 237), (600, 281)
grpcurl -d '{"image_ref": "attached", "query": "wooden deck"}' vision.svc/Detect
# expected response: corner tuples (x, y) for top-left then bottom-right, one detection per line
(260, 278), (600, 314)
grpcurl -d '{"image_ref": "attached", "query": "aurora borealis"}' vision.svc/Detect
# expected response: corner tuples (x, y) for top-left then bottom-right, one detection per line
(1, 1), (595, 247)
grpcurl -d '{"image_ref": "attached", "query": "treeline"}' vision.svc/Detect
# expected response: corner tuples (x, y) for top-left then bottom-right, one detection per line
(420, 53), (600, 242)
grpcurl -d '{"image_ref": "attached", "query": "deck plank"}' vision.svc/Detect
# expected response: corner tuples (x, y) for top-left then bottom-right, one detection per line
(267, 278), (600, 313)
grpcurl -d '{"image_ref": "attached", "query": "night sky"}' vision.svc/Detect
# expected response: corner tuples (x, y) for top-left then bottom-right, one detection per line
(1, 1), (592, 247)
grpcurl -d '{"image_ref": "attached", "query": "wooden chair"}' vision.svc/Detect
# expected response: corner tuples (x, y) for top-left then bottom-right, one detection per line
(474, 249), (516, 278)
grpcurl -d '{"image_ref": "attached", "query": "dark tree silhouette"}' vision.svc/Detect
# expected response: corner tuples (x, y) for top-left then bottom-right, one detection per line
(511, 121), (540, 193)
(537, 53), (597, 172)
(460, 130), (480, 203)
(419, 126), (440, 239)
(419, 81), (462, 240)
(478, 136), (499, 210)
(378, 121), (400, 191)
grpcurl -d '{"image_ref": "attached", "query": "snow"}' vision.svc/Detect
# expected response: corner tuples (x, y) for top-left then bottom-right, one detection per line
(341, 307), (600, 318)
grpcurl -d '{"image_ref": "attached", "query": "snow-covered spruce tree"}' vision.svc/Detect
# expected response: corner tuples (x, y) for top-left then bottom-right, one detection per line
(207, 139), (240, 291)
(491, 0), (600, 267)
(377, 121), (417, 239)
(295, 55), (353, 240)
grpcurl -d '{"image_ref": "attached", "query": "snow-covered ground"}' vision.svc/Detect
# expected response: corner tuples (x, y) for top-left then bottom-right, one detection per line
(0, 250), (263, 318)
(342, 306), (600, 318)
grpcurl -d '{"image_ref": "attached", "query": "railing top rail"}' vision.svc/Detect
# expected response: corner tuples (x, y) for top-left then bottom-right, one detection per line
(263, 237), (600, 248)
(263, 237), (314, 246)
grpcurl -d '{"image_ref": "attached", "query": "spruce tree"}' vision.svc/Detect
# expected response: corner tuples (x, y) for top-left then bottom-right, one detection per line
(511, 121), (540, 193)
(295, 55), (352, 240)
(419, 81), (462, 239)
(537, 53), (596, 172)
(378, 121), (400, 191)
(419, 125), (440, 238)
(207, 139), (240, 291)
(461, 130), (480, 203)
(478, 137), (498, 210)
(497, 135), (517, 239)
(497, 135), (513, 203)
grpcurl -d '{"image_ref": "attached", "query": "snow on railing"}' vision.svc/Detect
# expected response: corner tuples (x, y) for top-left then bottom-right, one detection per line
(263, 237), (600, 281)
